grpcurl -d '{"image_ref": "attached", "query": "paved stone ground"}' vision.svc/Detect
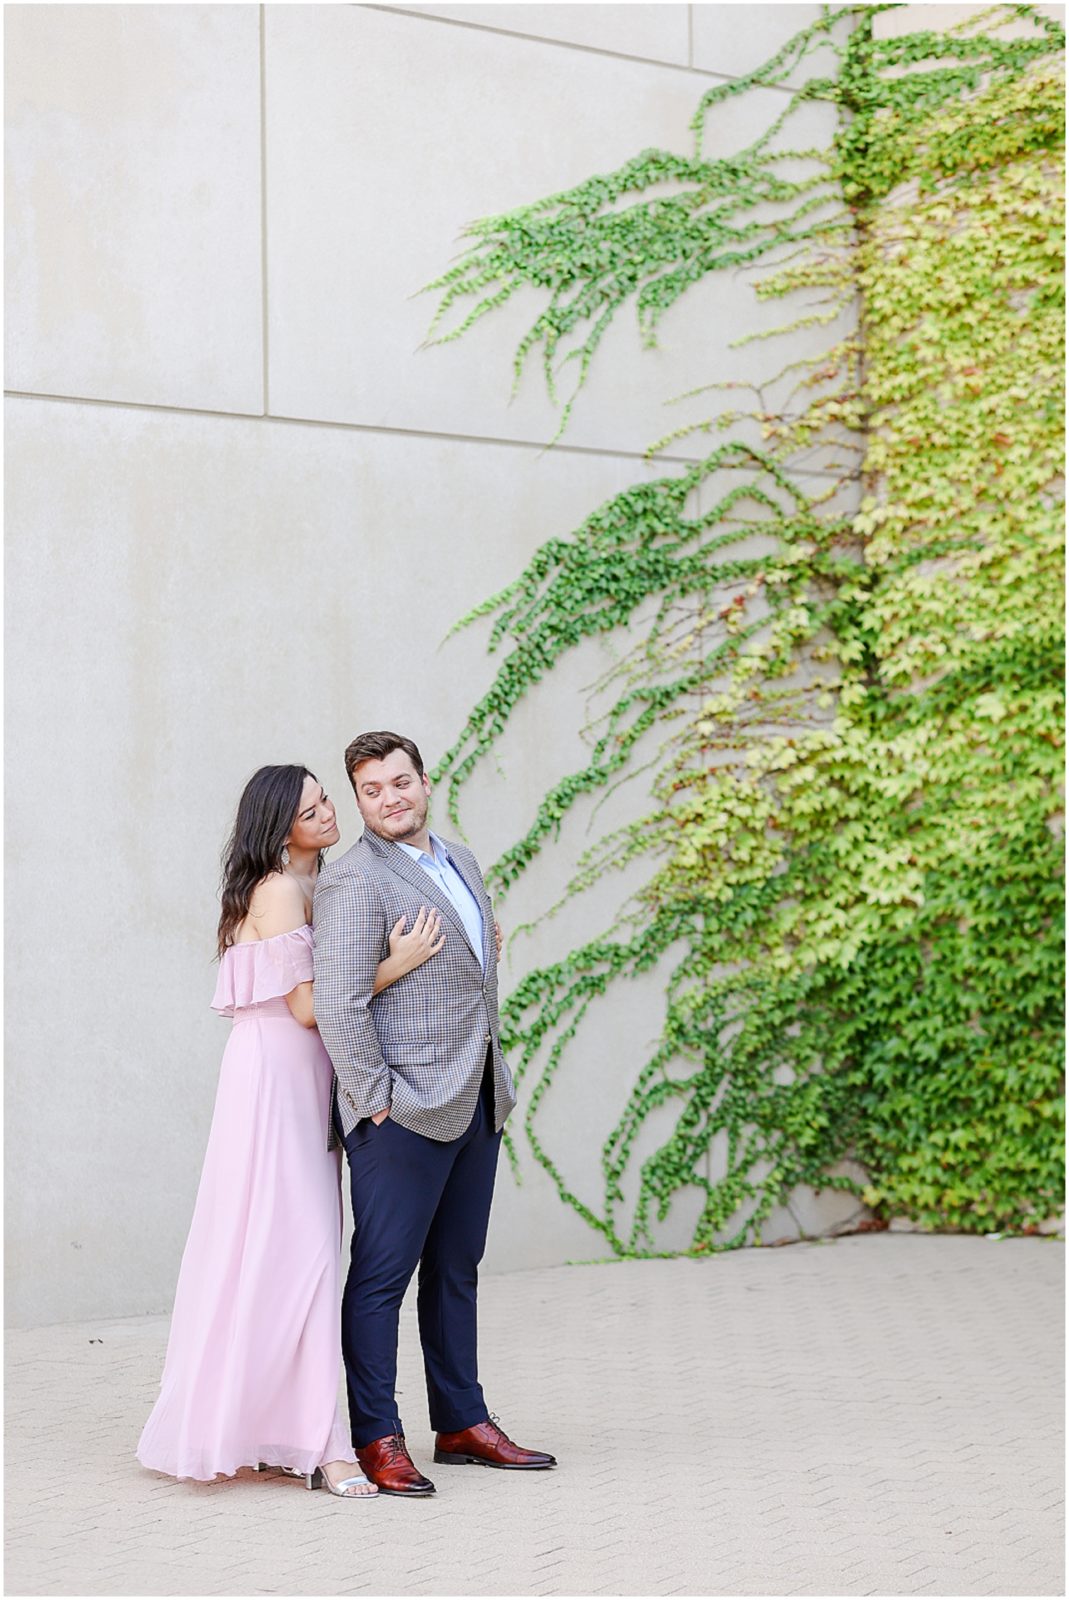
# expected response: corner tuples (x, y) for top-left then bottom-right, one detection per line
(5, 1236), (1064, 1598)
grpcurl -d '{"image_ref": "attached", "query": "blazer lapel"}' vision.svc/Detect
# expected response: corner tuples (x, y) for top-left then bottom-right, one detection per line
(441, 842), (494, 974)
(362, 831), (483, 970)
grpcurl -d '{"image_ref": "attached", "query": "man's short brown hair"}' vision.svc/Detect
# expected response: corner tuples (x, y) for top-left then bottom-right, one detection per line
(344, 730), (425, 792)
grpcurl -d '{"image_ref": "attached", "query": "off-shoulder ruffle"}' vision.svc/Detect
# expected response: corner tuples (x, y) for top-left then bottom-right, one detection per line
(211, 926), (314, 1016)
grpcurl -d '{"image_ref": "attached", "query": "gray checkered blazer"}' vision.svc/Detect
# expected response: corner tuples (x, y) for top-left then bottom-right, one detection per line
(312, 828), (517, 1147)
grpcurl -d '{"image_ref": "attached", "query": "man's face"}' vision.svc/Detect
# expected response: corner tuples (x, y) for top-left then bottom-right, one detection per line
(350, 749), (431, 843)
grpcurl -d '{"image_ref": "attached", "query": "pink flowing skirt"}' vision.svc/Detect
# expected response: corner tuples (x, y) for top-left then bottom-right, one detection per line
(137, 999), (355, 1480)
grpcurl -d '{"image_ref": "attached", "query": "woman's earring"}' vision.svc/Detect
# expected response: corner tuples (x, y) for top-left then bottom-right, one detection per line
(281, 846), (291, 867)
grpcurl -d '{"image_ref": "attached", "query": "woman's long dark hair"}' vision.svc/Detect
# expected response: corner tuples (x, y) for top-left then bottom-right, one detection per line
(217, 765), (319, 956)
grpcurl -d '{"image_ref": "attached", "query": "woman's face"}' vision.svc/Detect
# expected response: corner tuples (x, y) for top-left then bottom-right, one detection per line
(287, 775), (340, 856)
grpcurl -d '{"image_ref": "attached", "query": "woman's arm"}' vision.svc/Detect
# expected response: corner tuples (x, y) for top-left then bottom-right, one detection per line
(284, 979), (317, 1028)
(246, 875), (318, 1027)
(372, 907), (445, 993)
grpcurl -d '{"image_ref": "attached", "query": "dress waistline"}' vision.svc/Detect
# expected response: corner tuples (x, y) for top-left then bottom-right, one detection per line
(230, 998), (298, 1023)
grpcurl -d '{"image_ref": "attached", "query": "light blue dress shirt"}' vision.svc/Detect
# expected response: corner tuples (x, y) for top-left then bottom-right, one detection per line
(396, 832), (486, 971)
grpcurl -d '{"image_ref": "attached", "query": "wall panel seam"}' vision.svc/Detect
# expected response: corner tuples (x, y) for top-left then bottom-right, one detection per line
(3, 390), (847, 479)
(260, 4), (270, 416)
(359, 5), (800, 95)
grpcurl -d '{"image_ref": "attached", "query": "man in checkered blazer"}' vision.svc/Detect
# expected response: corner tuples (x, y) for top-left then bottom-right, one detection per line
(313, 731), (556, 1496)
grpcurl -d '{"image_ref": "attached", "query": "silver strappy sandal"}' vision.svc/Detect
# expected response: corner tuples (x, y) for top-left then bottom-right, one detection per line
(280, 1464), (378, 1498)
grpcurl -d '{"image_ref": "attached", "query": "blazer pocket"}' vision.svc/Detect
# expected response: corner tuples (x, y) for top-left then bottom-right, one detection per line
(384, 1038), (434, 1065)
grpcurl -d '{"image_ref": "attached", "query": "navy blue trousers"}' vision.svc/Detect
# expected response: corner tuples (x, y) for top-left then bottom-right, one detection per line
(341, 1054), (502, 1449)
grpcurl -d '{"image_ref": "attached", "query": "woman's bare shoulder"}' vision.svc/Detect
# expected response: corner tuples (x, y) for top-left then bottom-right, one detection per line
(245, 872), (309, 932)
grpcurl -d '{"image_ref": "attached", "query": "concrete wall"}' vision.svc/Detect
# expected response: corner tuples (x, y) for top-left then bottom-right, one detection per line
(6, 2), (860, 1328)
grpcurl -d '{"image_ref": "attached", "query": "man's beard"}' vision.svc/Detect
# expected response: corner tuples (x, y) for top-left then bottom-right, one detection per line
(368, 797), (427, 841)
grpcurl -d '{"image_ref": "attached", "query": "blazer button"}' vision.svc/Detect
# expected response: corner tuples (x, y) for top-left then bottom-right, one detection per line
(485, 1032), (492, 1043)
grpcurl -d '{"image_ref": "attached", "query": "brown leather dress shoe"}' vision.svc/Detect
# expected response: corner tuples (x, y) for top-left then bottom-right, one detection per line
(434, 1416), (556, 1469)
(355, 1433), (435, 1496)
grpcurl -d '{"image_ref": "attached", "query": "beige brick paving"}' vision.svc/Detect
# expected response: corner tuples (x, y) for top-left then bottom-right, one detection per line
(5, 1236), (1064, 1597)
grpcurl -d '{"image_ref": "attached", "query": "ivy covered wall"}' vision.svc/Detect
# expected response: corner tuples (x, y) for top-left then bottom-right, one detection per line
(427, 3), (1065, 1253)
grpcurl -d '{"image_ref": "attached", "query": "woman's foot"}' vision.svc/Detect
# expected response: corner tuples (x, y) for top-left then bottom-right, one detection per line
(320, 1459), (378, 1498)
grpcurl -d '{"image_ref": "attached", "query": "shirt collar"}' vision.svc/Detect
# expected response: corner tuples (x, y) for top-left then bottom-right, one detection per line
(396, 831), (448, 868)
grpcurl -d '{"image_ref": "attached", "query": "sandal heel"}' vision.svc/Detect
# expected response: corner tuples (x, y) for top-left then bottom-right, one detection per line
(279, 1465), (322, 1490)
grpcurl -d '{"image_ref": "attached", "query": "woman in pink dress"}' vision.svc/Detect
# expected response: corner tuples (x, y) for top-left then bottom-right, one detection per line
(137, 765), (443, 1498)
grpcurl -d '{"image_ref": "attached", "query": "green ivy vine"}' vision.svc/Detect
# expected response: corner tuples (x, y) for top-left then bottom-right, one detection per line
(425, 4), (1065, 1252)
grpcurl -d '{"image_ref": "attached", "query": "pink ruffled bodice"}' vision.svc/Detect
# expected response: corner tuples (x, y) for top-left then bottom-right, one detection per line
(211, 925), (313, 1017)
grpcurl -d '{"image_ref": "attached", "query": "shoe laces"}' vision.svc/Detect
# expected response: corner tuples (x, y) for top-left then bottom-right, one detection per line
(380, 1432), (409, 1465)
